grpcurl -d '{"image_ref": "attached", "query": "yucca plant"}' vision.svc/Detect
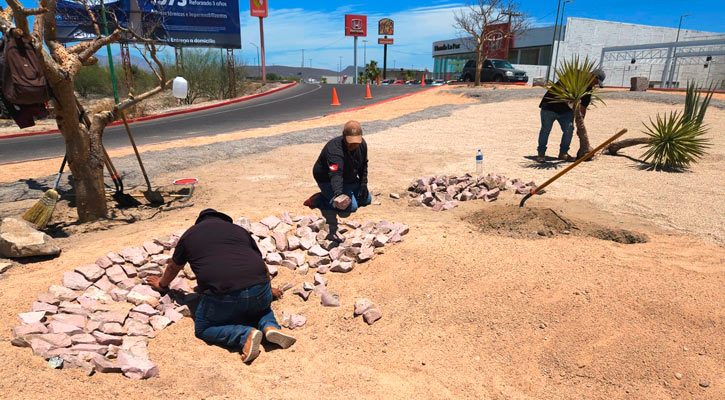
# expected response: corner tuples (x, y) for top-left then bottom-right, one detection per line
(546, 57), (604, 159)
(640, 111), (710, 171)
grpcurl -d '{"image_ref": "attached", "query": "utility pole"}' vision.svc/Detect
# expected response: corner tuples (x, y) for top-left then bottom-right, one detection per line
(249, 42), (260, 79)
(501, 10), (522, 61)
(363, 39), (368, 83)
(667, 14), (690, 88)
(546, 0), (563, 81)
(301, 49), (305, 78)
(552, 0), (574, 81)
(339, 56), (343, 83)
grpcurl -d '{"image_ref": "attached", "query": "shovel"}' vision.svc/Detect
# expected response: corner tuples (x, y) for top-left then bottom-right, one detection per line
(520, 129), (628, 207)
(120, 112), (165, 205)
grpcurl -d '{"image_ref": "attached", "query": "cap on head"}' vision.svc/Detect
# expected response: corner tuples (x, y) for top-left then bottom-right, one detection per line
(343, 120), (363, 144)
(595, 69), (606, 88)
(195, 208), (233, 224)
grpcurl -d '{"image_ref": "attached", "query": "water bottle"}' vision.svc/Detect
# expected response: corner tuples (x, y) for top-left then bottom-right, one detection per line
(475, 149), (483, 175)
(172, 75), (188, 99)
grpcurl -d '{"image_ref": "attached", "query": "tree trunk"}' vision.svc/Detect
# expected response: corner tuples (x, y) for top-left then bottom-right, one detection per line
(474, 48), (482, 87)
(574, 107), (593, 159)
(604, 137), (650, 155)
(52, 80), (108, 222)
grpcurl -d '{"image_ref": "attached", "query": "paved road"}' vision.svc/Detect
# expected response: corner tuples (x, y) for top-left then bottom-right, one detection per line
(0, 84), (426, 164)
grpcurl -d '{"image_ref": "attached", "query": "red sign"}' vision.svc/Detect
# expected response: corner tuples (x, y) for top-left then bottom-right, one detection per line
(378, 37), (393, 45)
(250, 0), (268, 18)
(485, 22), (512, 59)
(345, 14), (367, 37)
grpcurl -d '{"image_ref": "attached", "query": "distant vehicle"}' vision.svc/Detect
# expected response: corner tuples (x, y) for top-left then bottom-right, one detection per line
(392, 80), (405, 85)
(424, 78), (434, 85)
(381, 79), (393, 85)
(432, 79), (445, 86)
(460, 59), (528, 83)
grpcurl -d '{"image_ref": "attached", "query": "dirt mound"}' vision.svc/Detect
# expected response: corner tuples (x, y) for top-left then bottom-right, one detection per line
(466, 204), (648, 244)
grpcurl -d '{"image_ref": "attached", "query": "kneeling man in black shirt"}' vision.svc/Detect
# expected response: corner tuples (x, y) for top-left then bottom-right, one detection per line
(146, 209), (295, 363)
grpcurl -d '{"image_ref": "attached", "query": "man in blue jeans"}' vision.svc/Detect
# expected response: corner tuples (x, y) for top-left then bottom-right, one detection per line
(305, 120), (372, 215)
(146, 209), (295, 363)
(537, 69), (605, 162)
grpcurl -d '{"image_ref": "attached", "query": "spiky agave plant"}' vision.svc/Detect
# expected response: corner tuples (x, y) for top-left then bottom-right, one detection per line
(546, 57), (604, 158)
(640, 111), (710, 171)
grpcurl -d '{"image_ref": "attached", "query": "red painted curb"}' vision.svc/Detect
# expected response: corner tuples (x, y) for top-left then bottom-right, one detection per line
(0, 82), (298, 140)
(324, 85), (441, 117)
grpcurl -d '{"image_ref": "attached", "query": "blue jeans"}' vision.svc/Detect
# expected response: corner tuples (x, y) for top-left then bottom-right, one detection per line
(315, 181), (372, 212)
(194, 282), (280, 351)
(537, 108), (574, 156)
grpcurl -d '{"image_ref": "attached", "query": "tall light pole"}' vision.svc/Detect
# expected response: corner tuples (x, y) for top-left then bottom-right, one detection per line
(248, 42), (260, 79)
(667, 14), (691, 87)
(339, 56), (343, 83)
(546, 0), (563, 81)
(362, 39), (368, 82)
(552, 0), (574, 81)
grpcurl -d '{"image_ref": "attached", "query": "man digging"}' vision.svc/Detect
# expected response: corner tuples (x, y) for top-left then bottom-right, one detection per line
(146, 209), (296, 363)
(304, 120), (372, 233)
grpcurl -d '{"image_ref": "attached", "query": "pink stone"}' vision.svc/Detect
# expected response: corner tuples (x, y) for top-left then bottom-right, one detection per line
(13, 322), (48, 337)
(71, 343), (108, 355)
(118, 246), (148, 266)
(287, 236), (301, 250)
(154, 235), (178, 250)
(118, 351), (159, 379)
(96, 256), (114, 269)
(280, 212), (294, 226)
(389, 233), (404, 243)
(282, 251), (306, 266)
(164, 308), (183, 323)
(300, 233), (316, 250)
(142, 241), (164, 256)
(106, 252), (125, 264)
(31, 301), (58, 314)
(37, 333), (72, 348)
(106, 265), (128, 284)
(37, 293), (60, 305)
(131, 304), (158, 316)
(83, 286), (112, 303)
(93, 275), (116, 292)
(92, 331), (123, 345)
(30, 338), (53, 357)
(373, 235), (389, 247)
(48, 320), (84, 335)
(121, 264), (138, 278)
(265, 252), (282, 265)
(124, 319), (154, 337)
(313, 273), (327, 286)
(128, 312), (150, 323)
(328, 247), (344, 261)
(260, 215), (281, 229)
(99, 322), (125, 335)
(91, 353), (122, 373)
(62, 271), (93, 291)
(58, 301), (86, 315)
(272, 232), (288, 251)
(317, 265), (330, 274)
(151, 254), (171, 265)
(70, 333), (97, 344)
(321, 292), (340, 307)
(127, 285), (161, 307)
(357, 247), (374, 262)
(117, 278), (138, 291)
(149, 315), (172, 331)
(75, 264), (105, 282)
(175, 305), (191, 317)
(169, 276), (191, 292)
(110, 288), (129, 302)
(363, 308), (383, 325)
(281, 311), (307, 329)
(293, 288), (311, 301)
(266, 264), (278, 277)
(18, 311), (46, 324)
(90, 311), (127, 324)
(52, 313), (87, 327)
(308, 245), (329, 257)
(330, 261), (354, 273)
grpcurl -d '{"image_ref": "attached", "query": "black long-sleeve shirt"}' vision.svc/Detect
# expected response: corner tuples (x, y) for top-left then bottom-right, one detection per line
(312, 135), (368, 199)
(539, 81), (593, 114)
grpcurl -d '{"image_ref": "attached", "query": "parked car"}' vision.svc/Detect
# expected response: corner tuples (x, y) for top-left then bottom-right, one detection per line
(432, 79), (446, 86)
(424, 78), (434, 85)
(381, 79), (393, 85)
(460, 59), (528, 83)
(391, 80), (405, 85)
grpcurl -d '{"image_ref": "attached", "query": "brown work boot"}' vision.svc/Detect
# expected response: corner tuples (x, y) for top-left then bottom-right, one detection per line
(264, 327), (296, 349)
(558, 153), (575, 162)
(241, 329), (262, 363)
(536, 154), (546, 163)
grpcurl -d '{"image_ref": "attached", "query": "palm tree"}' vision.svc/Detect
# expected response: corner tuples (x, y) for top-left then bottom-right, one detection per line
(366, 60), (381, 83)
(545, 57), (604, 159)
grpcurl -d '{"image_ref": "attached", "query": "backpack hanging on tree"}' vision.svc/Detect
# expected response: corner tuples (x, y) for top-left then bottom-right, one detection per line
(2, 35), (49, 104)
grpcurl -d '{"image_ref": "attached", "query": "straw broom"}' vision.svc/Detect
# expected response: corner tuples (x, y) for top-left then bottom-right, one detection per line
(22, 156), (66, 229)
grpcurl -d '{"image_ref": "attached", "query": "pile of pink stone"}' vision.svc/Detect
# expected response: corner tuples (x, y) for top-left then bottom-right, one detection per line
(406, 173), (540, 211)
(11, 212), (408, 379)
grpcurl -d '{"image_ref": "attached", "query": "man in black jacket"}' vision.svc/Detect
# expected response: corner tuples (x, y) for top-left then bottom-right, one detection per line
(305, 120), (372, 212)
(146, 209), (295, 363)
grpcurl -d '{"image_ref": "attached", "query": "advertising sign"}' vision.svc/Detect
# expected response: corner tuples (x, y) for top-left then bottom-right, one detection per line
(250, 0), (268, 18)
(344, 14), (367, 37)
(378, 37), (393, 45)
(378, 18), (393, 36)
(485, 22), (511, 59)
(55, 0), (242, 49)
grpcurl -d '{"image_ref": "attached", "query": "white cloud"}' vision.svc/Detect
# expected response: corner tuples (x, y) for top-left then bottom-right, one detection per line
(239, 3), (467, 71)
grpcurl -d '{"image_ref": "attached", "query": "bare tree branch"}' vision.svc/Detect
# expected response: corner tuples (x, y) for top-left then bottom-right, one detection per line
(78, 29), (121, 61)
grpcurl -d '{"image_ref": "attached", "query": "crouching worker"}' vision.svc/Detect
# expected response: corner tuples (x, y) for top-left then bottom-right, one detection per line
(304, 120), (372, 213)
(145, 209), (295, 363)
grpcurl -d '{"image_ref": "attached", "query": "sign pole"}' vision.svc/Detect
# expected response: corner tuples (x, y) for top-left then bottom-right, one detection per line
(383, 41), (388, 79)
(259, 17), (266, 83)
(354, 36), (358, 84)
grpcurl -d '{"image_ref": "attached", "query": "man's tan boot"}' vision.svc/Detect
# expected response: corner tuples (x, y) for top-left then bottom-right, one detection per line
(264, 327), (296, 349)
(241, 329), (262, 363)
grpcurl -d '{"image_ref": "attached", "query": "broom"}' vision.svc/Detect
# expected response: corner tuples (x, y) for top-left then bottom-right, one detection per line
(22, 155), (66, 229)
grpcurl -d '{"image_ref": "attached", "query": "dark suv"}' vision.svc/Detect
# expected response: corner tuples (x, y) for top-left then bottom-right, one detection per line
(460, 59), (528, 83)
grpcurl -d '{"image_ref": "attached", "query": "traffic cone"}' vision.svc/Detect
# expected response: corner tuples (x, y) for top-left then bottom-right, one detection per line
(331, 88), (341, 106)
(421, 74), (426, 86)
(364, 83), (372, 99)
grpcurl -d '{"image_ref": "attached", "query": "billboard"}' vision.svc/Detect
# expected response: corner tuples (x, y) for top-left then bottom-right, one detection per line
(378, 18), (393, 36)
(485, 22), (512, 59)
(344, 14), (367, 37)
(250, 0), (268, 18)
(55, 0), (242, 49)
(378, 37), (393, 45)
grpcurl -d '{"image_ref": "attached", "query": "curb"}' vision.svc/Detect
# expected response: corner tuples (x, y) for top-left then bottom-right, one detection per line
(0, 82), (298, 140)
(324, 85), (441, 117)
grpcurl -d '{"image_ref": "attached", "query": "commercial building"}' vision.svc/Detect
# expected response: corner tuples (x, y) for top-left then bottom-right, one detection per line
(433, 17), (725, 88)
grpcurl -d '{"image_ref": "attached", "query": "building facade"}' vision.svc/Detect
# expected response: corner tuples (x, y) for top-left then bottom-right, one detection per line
(433, 17), (725, 88)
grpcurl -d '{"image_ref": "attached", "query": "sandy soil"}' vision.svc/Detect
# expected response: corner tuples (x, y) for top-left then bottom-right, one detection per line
(0, 89), (724, 399)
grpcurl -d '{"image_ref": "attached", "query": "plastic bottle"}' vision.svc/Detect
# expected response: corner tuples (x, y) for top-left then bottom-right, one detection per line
(172, 75), (188, 99)
(476, 149), (483, 175)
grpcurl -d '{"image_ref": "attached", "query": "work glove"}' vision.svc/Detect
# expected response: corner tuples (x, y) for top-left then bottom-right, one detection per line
(332, 194), (351, 210)
(357, 184), (369, 203)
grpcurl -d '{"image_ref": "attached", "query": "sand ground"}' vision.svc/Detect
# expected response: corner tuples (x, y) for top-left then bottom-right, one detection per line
(0, 87), (723, 399)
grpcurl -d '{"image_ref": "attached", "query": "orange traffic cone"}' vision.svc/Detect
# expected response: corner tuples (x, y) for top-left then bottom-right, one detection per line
(364, 83), (372, 99)
(421, 74), (426, 86)
(331, 88), (341, 106)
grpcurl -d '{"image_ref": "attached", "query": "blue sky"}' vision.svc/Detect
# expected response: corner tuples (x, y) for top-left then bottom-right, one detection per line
(15, 0), (725, 71)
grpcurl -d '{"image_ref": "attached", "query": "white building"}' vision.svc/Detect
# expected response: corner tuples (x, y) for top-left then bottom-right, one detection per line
(432, 17), (725, 88)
